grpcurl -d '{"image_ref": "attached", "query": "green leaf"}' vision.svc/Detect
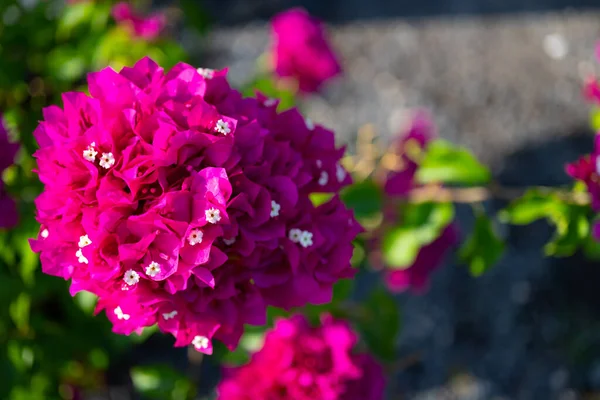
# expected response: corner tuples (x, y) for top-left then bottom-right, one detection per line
(131, 365), (195, 400)
(9, 293), (30, 334)
(416, 139), (491, 186)
(56, 2), (94, 39)
(459, 209), (504, 277)
(340, 179), (383, 219)
(382, 202), (454, 269)
(500, 189), (593, 258)
(310, 192), (335, 207)
(355, 288), (400, 362)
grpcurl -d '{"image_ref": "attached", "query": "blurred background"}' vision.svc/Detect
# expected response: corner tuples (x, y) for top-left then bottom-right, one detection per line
(4, 0), (600, 399)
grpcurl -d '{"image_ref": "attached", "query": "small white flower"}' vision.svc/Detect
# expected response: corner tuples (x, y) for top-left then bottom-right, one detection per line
(205, 208), (221, 224)
(114, 306), (130, 321)
(78, 234), (92, 248)
(305, 118), (315, 130)
(223, 237), (236, 246)
(123, 269), (140, 286)
(99, 152), (115, 169)
(215, 119), (231, 135)
(83, 143), (98, 163)
(318, 171), (329, 186)
(264, 98), (277, 107)
(197, 68), (214, 79)
(188, 229), (204, 246)
(145, 261), (161, 278)
(162, 310), (178, 320)
(316, 159), (323, 168)
(336, 163), (347, 183)
(40, 229), (49, 239)
(299, 231), (313, 248)
(270, 200), (281, 218)
(289, 228), (302, 243)
(76, 249), (88, 264)
(192, 335), (210, 350)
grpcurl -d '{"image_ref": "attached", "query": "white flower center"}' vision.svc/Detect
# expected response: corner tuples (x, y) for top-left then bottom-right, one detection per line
(76, 248), (88, 264)
(318, 171), (329, 186)
(205, 208), (221, 224)
(223, 237), (236, 246)
(41, 229), (49, 239)
(78, 234), (92, 248)
(271, 200), (281, 218)
(288, 228), (302, 243)
(299, 231), (314, 248)
(145, 261), (161, 277)
(114, 306), (130, 321)
(596, 156), (600, 175)
(215, 119), (231, 135)
(83, 142), (98, 162)
(336, 163), (347, 183)
(316, 159), (323, 168)
(264, 98), (277, 107)
(162, 310), (178, 320)
(188, 229), (204, 246)
(197, 68), (214, 79)
(192, 335), (210, 350)
(123, 269), (140, 286)
(99, 152), (115, 169)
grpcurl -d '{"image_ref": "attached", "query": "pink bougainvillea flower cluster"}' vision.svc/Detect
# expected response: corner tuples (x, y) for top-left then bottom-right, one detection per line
(566, 135), (600, 212)
(382, 112), (458, 293)
(217, 314), (385, 400)
(111, 2), (165, 40)
(270, 8), (342, 94)
(0, 117), (20, 229)
(29, 57), (358, 354)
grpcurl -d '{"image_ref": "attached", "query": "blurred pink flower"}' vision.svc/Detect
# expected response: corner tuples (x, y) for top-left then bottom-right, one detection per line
(217, 314), (385, 400)
(270, 8), (342, 93)
(0, 117), (19, 228)
(111, 2), (165, 40)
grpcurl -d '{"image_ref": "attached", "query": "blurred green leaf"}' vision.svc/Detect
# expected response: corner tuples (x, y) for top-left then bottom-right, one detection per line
(459, 209), (504, 277)
(310, 192), (335, 207)
(340, 179), (383, 219)
(57, 2), (95, 39)
(355, 288), (400, 362)
(9, 293), (30, 334)
(416, 139), (491, 186)
(500, 189), (593, 257)
(131, 365), (195, 400)
(382, 202), (454, 269)
(591, 107), (600, 132)
(180, 0), (211, 34)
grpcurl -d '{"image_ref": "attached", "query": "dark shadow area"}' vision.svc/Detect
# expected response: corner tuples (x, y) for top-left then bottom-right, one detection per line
(199, 0), (600, 25)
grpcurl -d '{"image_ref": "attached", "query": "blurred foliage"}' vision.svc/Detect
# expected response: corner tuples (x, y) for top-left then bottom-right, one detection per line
(459, 207), (505, 277)
(499, 187), (598, 258)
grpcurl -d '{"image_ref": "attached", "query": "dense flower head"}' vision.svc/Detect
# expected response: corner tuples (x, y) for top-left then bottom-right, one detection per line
(29, 57), (357, 353)
(270, 8), (342, 93)
(217, 314), (385, 400)
(0, 117), (20, 228)
(112, 2), (165, 40)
